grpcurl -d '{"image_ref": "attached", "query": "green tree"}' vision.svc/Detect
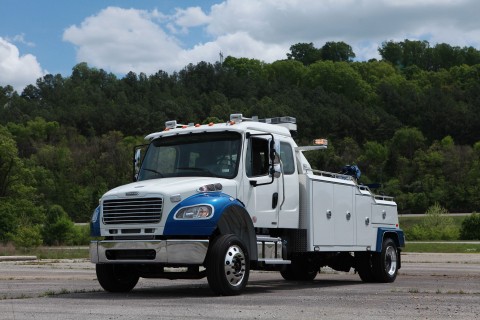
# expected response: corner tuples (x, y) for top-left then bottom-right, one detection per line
(379, 40), (430, 69)
(378, 41), (403, 66)
(306, 60), (373, 102)
(287, 42), (322, 65)
(460, 213), (480, 240)
(267, 60), (307, 88)
(0, 126), (19, 197)
(9, 224), (43, 249)
(358, 141), (388, 183)
(408, 203), (458, 240)
(42, 205), (75, 245)
(320, 41), (356, 62)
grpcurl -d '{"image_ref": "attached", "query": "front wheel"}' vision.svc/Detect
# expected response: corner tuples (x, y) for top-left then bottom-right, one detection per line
(206, 234), (250, 296)
(96, 264), (139, 292)
(372, 238), (399, 283)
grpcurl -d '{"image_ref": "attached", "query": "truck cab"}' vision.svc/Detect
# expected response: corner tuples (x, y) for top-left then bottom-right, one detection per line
(90, 114), (404, 295)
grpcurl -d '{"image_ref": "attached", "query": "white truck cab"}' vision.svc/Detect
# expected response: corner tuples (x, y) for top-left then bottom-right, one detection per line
(90, 114), (405, 295)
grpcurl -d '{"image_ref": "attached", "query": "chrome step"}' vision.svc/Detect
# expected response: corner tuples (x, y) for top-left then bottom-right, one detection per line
(256, 236), (289, 264)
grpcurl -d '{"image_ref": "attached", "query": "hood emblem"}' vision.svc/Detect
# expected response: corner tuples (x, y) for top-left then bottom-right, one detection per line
(126, 191), (139, 196)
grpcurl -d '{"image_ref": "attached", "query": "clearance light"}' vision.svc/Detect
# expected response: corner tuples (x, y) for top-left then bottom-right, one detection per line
(313, 138), (328, 146)
(175, 205), (213, 219)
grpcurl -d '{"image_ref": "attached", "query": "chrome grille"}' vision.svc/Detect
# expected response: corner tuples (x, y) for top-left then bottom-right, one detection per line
(102, 198), (163, 225)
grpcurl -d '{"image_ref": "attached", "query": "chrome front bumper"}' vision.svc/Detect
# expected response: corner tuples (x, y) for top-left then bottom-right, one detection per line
(90, 239), (209, 264)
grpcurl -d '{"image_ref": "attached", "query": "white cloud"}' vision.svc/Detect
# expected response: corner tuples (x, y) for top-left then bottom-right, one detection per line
(0, 37), (45, 92)
(174, 7), (211, 30)
(184, 32), (286, 64)
(205, 0), (480, 61)
(62, 0), (480, 76)
(63, 7), (185, 74)
(6, 33), (35, 47)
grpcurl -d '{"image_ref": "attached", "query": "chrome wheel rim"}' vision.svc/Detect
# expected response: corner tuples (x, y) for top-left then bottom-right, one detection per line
(384, 246), (397, 276)
(224, 245), (246, 286)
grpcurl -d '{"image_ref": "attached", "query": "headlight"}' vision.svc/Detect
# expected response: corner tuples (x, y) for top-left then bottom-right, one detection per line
(174, 205), (213, 220)
(91, 206), (100, 223)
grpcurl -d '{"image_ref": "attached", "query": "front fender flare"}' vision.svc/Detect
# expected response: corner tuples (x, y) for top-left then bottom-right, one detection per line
(216, 205), (258, 261)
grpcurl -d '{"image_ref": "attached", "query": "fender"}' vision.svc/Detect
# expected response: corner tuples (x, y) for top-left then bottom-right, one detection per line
(164, 192), (257, 260)
(375, 227), (405, 252)
(216, 204), (258, 261)
(164, 192), (244, 236)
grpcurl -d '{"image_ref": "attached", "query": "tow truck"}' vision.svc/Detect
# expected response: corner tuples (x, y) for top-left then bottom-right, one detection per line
(90, 114), (404, 295)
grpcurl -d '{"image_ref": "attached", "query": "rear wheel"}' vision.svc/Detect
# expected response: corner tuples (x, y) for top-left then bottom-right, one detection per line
(96, 264), (139, 292)
(206, 234), (250, 296)
(280, 256), (318, 281)
(373, 238), (398, 283)
(355, 252), (376, 282)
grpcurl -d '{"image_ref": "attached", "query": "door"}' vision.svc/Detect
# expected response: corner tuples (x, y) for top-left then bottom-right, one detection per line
(312, 180), (335, 245)
(312, 181), (354, 246)
(243, 136), (280, 228)
(277, 141), (300, 228)
(333, 183), (354, 245)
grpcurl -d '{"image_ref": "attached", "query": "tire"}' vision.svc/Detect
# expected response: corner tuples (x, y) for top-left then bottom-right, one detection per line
(96, 264), (139, 293)
(355, 252), (376, 283)
(280, 256), (318, 281)
(206, 234), (250, 296)
(372, 238), (398, 283)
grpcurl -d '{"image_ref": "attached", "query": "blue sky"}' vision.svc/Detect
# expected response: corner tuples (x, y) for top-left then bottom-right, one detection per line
(2, 0), (480, 92)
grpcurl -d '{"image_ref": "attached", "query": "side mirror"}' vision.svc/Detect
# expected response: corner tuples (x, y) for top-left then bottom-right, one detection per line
(269, 140), (276, 162)
(133, 144), (148, 181)
(269, 139), (278, 177)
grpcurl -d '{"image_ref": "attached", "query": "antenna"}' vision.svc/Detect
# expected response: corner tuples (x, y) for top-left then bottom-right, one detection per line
(219, 51), (224, 64)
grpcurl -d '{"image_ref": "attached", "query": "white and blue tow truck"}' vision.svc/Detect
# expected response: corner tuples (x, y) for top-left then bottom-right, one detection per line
(90, 114), (405, 295)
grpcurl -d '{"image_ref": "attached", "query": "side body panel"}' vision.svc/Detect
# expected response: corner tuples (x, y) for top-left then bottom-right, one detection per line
(301, 172), (402, 252)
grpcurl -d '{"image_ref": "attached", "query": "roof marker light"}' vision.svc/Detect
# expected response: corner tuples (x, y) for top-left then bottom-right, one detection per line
(230, 114), (243, 123)
(165, 120), (177, 129)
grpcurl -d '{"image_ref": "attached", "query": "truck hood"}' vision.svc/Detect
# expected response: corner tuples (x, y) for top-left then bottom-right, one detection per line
(101, 177), (238, 200)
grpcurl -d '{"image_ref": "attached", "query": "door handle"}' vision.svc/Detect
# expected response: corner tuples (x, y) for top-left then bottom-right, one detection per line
(272, 192), (278, 209)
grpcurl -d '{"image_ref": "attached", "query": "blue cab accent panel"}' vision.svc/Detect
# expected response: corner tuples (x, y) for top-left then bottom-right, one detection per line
(90, 206), (101, 237)
(375, 227), (405, 252)
(163, 192), (243, 236)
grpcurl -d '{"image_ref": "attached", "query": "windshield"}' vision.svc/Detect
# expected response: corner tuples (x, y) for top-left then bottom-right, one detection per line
(137, 131), (242, 181)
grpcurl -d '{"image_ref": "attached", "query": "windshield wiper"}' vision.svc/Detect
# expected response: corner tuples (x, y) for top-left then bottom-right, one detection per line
(141, 168), (164, 177)
(175, 167), (222, 178)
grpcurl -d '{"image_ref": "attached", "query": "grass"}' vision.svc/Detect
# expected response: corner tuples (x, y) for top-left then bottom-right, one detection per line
(0, 243), (89, 259)
(403, 242), (480, 253)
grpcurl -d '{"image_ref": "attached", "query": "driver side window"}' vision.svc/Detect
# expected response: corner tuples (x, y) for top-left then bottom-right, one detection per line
(246, 137), (269, 177)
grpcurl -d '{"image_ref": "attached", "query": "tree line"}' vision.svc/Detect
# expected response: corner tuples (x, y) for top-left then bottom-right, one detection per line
(1, 40), (480, 244)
